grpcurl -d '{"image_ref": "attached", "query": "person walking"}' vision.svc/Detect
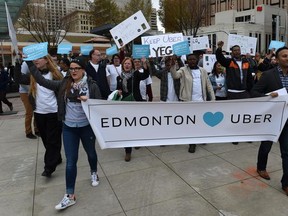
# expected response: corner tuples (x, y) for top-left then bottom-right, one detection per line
(0, 64), (13, 113)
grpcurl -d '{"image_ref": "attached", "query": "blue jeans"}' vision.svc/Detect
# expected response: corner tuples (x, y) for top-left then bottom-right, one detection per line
(62, 123), (97, 194)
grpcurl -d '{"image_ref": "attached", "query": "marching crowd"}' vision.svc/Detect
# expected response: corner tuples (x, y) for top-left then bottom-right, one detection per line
(1, 40), (287, 210)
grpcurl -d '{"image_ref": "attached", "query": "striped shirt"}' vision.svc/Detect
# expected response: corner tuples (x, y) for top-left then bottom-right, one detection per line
(277, 66), (288, 92)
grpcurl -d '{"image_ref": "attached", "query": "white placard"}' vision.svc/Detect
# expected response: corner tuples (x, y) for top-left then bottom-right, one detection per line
(82, 96), (288, 149)
(141, 33), (184, 57)
(110, 10), (150, 48)
(227, 34), (257, 56)
(203, 54), (230, 73)
(184, 36), (210, 52)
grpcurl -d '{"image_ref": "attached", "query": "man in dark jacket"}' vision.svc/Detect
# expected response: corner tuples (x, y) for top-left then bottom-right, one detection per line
(85, 49), (111, 99)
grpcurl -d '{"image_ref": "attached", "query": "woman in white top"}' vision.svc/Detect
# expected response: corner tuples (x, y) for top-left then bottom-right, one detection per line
(106, 54), (122, 91)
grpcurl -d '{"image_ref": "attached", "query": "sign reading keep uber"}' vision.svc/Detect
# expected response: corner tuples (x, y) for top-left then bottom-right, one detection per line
(141, 33), (184, 57)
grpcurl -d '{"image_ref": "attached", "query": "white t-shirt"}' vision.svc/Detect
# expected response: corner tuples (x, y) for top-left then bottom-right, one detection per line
(90, 61), (99, 73)
(191, 69), (203, 101)
(236, 60), (243, 83)
(35, 72), (58, 114)
(138, 68), (152, 101)
(106, 64), (121, 91)
(215, 74), (226, 97)
(19, 62), (30, 93)
(166, 73), (178, 102)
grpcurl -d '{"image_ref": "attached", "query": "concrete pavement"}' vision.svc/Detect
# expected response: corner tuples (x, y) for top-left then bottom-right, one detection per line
(0, 77), (287, 216)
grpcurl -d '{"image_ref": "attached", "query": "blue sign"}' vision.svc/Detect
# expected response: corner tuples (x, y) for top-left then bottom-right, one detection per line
(268, 40), (285, 51)
(23, 42), (48, 61)
(106, 45), (118, 56)
(132, 44), (150, 59)
(80, 45), (93, 55)
(57, 43), (72, 54)
(172, 41), (191, 56)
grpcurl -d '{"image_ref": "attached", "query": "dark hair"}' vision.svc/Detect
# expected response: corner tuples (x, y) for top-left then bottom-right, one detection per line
(70, 58), (86, 69)
(186, 53), (199, 60)
(230, 45), (240, 51)
(89, 49), (98, 59)
(60, 58), (70, 67)
(211, 61), (221, 78)
(112, 54), (120, 63)
(276, 46), (288, 58)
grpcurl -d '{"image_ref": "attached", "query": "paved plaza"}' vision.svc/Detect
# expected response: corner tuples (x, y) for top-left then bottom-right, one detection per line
(0, 77), (287, 216)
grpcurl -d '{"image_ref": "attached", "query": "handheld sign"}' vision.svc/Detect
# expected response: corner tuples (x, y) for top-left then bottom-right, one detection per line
(172, 41), (191, 56)
(132, 44), (150, 59)
(57, 43), (72, 54)
(106, 45), (118, 56)
(141, 33), (184, 57)
(110, 10), (150, 48)
(184, 36), (210, 52)
(80, 45), (93, 55)
(5, 2), (19, 55)
(23, 42), (48, 61)
(268, 40), (285, 51)
(227, 34), (257, 56)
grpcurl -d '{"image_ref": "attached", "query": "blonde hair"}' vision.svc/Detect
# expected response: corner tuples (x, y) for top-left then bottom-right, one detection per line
(30, 54), (63, 98)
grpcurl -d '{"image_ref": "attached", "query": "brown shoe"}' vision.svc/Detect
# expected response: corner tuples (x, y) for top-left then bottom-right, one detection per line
(282, 186), (288, 196)
(125, 153), (131, 162)
(257, 170), (270, 180)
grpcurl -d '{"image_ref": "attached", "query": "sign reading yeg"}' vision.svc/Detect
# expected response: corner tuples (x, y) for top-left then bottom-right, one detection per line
(82, 96), (288, 149)
(141, 33), (184, 57)
(110, 10), (150, 48)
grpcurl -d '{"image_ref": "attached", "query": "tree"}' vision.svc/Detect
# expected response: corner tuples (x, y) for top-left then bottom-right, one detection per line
(122, 0), (152, 22)
(87, 0), (121, 25)
(17, 0), (70, 49)
(158, 0), (208, 36)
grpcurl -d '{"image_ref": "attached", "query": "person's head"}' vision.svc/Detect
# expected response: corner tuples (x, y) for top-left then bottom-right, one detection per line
(254, 52), (261, 61)
(111, 54), (120, 66)
(69, 58), (86, 82)
(206, 48), (213, 54)
(89, 49), (101, 63)
(59, 58), (70, 71)
(212, 61), (223, 75)
(230, 45), (241, 59)
(122, 57), (134, 72)
(164, 56), (173, 69)
(186, 54), (199, 68)
(271, 54), (277, 65)
(133, 58), (142, 70)
(275, 47), (288, 68)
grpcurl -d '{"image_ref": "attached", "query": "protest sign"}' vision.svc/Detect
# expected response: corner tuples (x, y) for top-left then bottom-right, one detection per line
(23, 42), (48, 61)
(203, 54), (230, 73)
(268, 40), (285, 51)
(132, 44), (150, 58)
(172, 41), (191, 56)
(141, 33), (184, 57)
(57, 43), (72, 54)
(82, 96), (288, 149)
(110, 10), (150, 48)
(5, 2), (18, 54)
(106, 45), (118, 56)
(184, 36), (210, 52)
(227, 34), (257, 55)
(80, 45), (93, 55)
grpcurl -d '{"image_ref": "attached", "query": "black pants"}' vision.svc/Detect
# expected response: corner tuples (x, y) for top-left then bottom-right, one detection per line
(227, 91), (250, 100)
(34, 112), (62, 173)
(257, 141), (273, 170)
(0, 90), (12, 112)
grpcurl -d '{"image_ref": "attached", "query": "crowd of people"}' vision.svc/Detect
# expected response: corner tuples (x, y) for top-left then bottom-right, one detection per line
(2, 41), (287, 210)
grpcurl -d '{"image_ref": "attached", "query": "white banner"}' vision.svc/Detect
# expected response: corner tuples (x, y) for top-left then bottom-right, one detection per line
(227, 34), (257, 56)
(5, 2), (18, 54)
(110, 10), (150, 48)
(82, 96), (288, 149)
(141, 33), (184, 57)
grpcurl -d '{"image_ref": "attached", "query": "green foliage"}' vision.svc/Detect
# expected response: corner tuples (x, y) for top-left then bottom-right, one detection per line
(122, 0), (152, 22)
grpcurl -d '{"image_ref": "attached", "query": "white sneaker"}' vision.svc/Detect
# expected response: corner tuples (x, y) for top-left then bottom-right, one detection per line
(55, 194), (76, 210)
(91, 172), (99, 187)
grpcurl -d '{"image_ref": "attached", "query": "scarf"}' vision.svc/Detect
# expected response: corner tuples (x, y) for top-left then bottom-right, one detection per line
(121, 71), (134, 93)
(67, 74), (88, 103)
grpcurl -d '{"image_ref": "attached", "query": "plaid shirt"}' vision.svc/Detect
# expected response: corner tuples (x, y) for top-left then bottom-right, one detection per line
(277, 66), (288, 92)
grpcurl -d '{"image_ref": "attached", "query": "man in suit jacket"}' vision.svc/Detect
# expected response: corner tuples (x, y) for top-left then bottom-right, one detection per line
(251, 46), (288, 196)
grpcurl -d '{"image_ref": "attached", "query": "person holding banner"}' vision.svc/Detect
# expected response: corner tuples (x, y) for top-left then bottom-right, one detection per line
(209, 61), (227, 100)
(216, 41), (254, 145)
(116, 57), (150, 161)
(251, 46), (288, 196)
(86, 49), (111, 99)
(171, 54), (215, 153)
(23, 58), (102, 209)
(14, 55), (63, 177)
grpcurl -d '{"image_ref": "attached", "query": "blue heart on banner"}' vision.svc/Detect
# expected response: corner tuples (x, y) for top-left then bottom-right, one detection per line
(203, 112), (224, 127)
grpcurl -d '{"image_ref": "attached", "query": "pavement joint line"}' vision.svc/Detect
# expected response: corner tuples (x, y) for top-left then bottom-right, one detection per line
(32, 137), (40, 216)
